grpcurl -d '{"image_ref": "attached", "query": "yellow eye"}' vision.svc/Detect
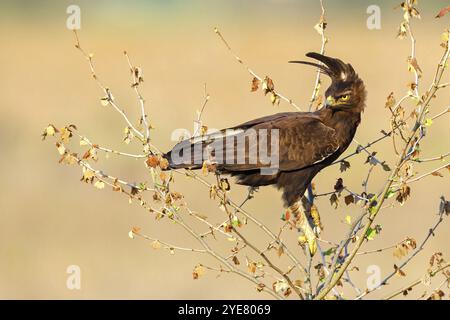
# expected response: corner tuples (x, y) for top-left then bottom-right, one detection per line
(339, 94), (350, 101)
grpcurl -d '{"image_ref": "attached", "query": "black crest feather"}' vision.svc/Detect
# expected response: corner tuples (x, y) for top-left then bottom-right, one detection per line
(289, 52), (357, 82)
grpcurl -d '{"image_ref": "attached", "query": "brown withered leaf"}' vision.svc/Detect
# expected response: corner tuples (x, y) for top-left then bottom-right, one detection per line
(334, 178), (344, 193)
(330, 193), (339, 209)
(439, 196), (450, 215)
(247, 261), (257, 274)
(262, 76), (275, 95)
(251, 77), (261, 92)
(202, 160), (217, 175)
(385, 92), (396, 109)
(435, 6), (450, 18)
(219, 178), (231, 191)
(232, 256), (240, 265)
(344, 194), (355, 206)
(429, 252), (444, 267)
(394, 264), (406, 277)
(396, 184), (411, 205)
(397, 21), (408, 39)
(405, 237), (417, 250)
(431, 171), (444, 177)
(170, 192), (183, 201)
(340, 160), (351, 172)
(428, 290), (445, 300)
(402, 287), (413, 296)
(146, 155), (159, 168)
(130, 186), (140, 196)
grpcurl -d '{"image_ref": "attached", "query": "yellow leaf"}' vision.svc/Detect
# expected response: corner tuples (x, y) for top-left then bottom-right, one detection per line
(193, 264), (206, 279)
(81, 167), (95, 183)
(298, 235), (307, 244)
(345, 215), (352, 225)
(151, 240), (161, 249)
(60, 127), (72, 144)
(43, 124), (58, 138)
(94, 180), (105, 189)
(80, 137), (89, 146)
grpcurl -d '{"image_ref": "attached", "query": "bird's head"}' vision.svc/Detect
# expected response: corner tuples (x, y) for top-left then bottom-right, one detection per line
(289, 52), (366, 113)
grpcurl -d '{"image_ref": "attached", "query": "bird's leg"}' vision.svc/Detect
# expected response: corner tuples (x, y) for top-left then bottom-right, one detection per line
(304, 185), (323, 237)
(289, 199), (318, 256)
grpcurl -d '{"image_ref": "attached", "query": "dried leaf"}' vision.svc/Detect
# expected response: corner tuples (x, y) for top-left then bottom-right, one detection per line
(439, 196), (450, 215)
(42, 124), (59, 140)
(146, 155), (159, 168)
(397, 21), (408, 39)
(94, 180), (105, 189)
(339, 160), (351, 172)
(385, 92), (396, 109)
(59, 152), (78, 166)
(435, 6), (450, 18)
(393, 245), (408, 259)
(396, 184), (411, 205)
(428, 290), (445, 300)
(247, 261), (257, 274)
(159, 158), (169, 170)
(251, 77), (261, 92)
(60, 127), (73, 144)
(394, 264), (406, 277)
(219, 178), (230, 191)
(431, 171), (443, 177)
(334, 178), (344, 193)
(55, 142), (66, 155)
(423, 118), (433, 127)
(80, 167), (95, 183)
(330, 193), (339, 209)
(262, 76), (275, 95)
(192, 264), (206, 280)
(148, 240), (160, 250)
(281, 210), (291, 222)
(344, 194), (354, 205)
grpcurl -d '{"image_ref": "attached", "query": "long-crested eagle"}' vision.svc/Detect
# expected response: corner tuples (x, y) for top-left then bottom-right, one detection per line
(164, 53), (366, 207)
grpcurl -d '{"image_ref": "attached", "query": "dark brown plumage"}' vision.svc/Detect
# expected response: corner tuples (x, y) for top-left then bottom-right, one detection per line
(164, 52), (366, 207)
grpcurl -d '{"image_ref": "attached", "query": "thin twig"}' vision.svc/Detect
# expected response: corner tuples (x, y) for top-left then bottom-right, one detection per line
(214, 27), (301, 111)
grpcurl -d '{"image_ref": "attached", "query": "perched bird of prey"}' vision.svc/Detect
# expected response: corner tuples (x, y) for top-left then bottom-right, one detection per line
(164, 53), (366, 208)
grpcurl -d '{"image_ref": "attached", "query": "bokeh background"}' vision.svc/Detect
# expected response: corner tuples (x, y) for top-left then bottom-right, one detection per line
(0, 0), (448, 299)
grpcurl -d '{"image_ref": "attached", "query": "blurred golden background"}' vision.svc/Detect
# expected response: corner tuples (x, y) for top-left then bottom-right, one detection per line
(0, 0), (448, 299)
